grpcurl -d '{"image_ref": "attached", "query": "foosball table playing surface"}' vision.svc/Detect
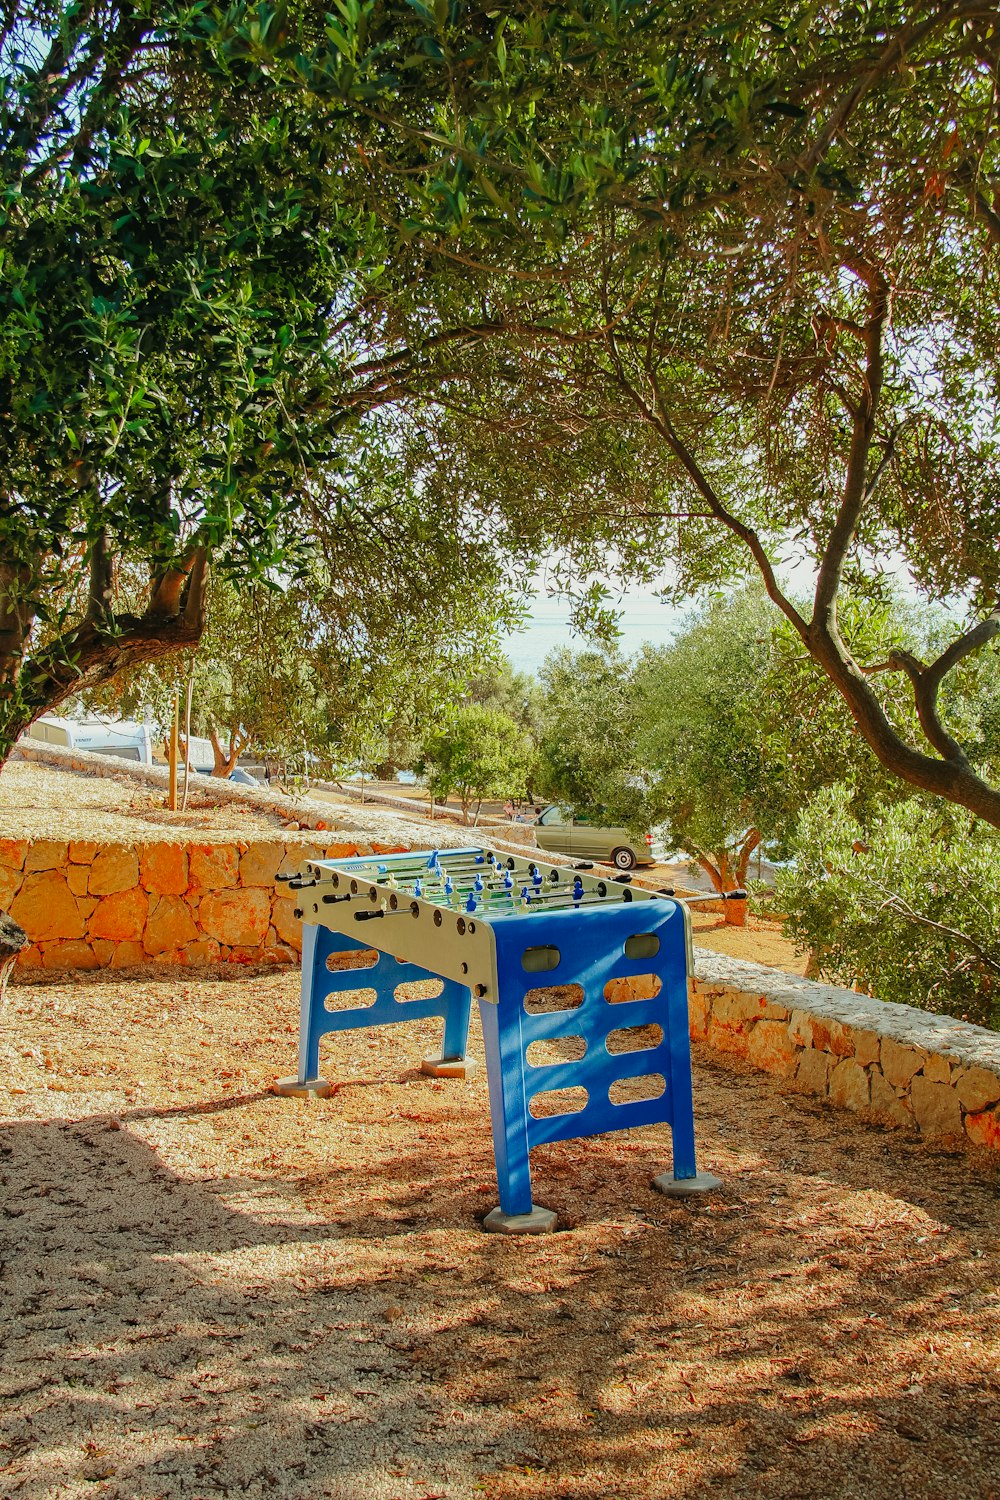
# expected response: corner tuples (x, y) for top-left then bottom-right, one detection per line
(276, 845), (721, 1233)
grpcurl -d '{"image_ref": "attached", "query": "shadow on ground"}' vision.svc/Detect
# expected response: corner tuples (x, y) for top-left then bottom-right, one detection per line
(1, 971), (999, 1500)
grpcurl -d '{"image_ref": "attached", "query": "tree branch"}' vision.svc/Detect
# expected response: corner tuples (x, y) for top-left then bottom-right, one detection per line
(883, 647), (968, 762)
(86, 529), (114, 628)
(875, 608), (1000, 762)
(874, 892), (1000, 978)
(812, 269), (889, 624)
(793, 3), (996, 177)
(641, 369), (808, 638)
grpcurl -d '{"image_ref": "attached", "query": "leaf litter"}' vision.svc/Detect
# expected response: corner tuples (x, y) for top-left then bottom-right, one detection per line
(0, 960), (999, 1498)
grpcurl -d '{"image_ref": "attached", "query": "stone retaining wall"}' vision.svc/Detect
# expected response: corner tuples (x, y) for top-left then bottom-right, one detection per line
(690, 950), (1000, 1154)
(13, 740), (537, 859)
(2, 836), (404, 970)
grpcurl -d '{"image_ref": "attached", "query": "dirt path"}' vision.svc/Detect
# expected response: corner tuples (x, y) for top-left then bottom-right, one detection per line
(688, 912), (808, 975)
(2, 967), (998, 1499)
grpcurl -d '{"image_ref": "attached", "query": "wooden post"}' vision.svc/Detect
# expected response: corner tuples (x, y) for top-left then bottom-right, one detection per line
(181, 674), (193, 812)
(168, 690), (179, 811)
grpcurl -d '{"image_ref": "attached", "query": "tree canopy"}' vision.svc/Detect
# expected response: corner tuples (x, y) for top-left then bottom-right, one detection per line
(418, 703), (531, 822)
(292, 0), (1000, 825)
(81, 424), (527, 773)
(535, 646), (652, 828)
(0, 1), (410, 760)
(6, 0), (1000, 834)
(777, 787), (1000, 1029)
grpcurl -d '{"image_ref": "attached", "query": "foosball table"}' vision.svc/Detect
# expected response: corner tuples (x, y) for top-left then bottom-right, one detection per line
(275, 845), (724, 1233)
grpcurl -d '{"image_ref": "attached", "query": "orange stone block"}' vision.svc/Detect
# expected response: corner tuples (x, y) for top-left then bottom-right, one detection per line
(746, 1020), (800, 1077)
(139, 843), (189, 896)
(263, 944), (297, 965)
(271, 897), (303, 947)
(68, 840), (99, 864)
(605, 974), (661, 1004)
(74, 895), (98, 924)
(10, 869), (85, 941)
(182, 939), (222, 965)
(88, 845), (139, 896)
(15, 944), (42, 968)
(964, 1107), (1000, 1152)
(804, 1015), (854, 1058)
(0, 864), (21, 908)
(144, 894), (199, 955)
(199, 887), (270, 947)
(0, 838), (28, 869)
(276, 848), (312, 882)
(89, 887), (149, 943)
(23, 840), (67, 873)
(687, 988), (710, 1041)
(41, 940), (100, 970)
(239, 842), (284, 888)
(109, 940), (146, 969)
(189, 844), (239, 890)
(705, 1014), (751, 1058)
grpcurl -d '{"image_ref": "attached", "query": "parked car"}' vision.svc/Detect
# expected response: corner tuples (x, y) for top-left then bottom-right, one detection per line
(193, 765), (261, 787)
(226, 766), (261, 787)
(533, 805), (657, 870)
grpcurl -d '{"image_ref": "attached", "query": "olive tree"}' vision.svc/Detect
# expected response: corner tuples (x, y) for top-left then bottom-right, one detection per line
(777, 788), (1000, 1029)
(299, 0), (1000, 828)
(534, 647), (653, 830)
(0, 2), (390, 763)
(418, 704), (532, 824)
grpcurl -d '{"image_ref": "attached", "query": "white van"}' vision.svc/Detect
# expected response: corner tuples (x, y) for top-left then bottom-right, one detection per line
(22, 716), (155, 765)
(180, 735), (216, 773)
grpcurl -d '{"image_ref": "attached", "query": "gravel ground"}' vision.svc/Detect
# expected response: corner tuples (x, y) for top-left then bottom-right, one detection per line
(0, 763), (296, 844)
(2, 966), (999, 1500)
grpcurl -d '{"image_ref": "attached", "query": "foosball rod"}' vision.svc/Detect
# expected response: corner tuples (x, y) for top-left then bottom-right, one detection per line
(380, 856), (494, 872)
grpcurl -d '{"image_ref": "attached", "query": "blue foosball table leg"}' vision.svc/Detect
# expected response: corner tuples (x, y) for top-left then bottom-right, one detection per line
(650, 960), (721, 1196)
(478, 998), (558, 1235)
(421, 980), (477, 1079)
(273, 924), (340, 1098)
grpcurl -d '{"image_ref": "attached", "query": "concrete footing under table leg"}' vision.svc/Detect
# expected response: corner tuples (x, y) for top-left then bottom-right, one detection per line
(421, 1053), (478, 1080)
(652, 1171), (722, 1197)
(273, 1076), (334, 1099)
(483, 1205), (558, 1235)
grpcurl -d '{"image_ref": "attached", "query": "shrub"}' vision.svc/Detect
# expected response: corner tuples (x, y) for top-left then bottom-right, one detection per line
(776, 787), (1000, 1029)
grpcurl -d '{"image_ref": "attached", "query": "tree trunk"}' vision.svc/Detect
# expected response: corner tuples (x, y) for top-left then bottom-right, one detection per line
(0, 547), (209, 774)
(208, 724), (246, 778)
(692, 844), (749, 926)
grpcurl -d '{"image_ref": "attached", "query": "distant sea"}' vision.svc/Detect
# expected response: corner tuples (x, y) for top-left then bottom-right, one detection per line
(499, 604), (683, 678)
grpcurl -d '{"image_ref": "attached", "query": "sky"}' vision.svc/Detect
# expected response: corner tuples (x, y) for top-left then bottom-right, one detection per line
(499, 548), (930, 679)
(498, 579), (686, 677)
